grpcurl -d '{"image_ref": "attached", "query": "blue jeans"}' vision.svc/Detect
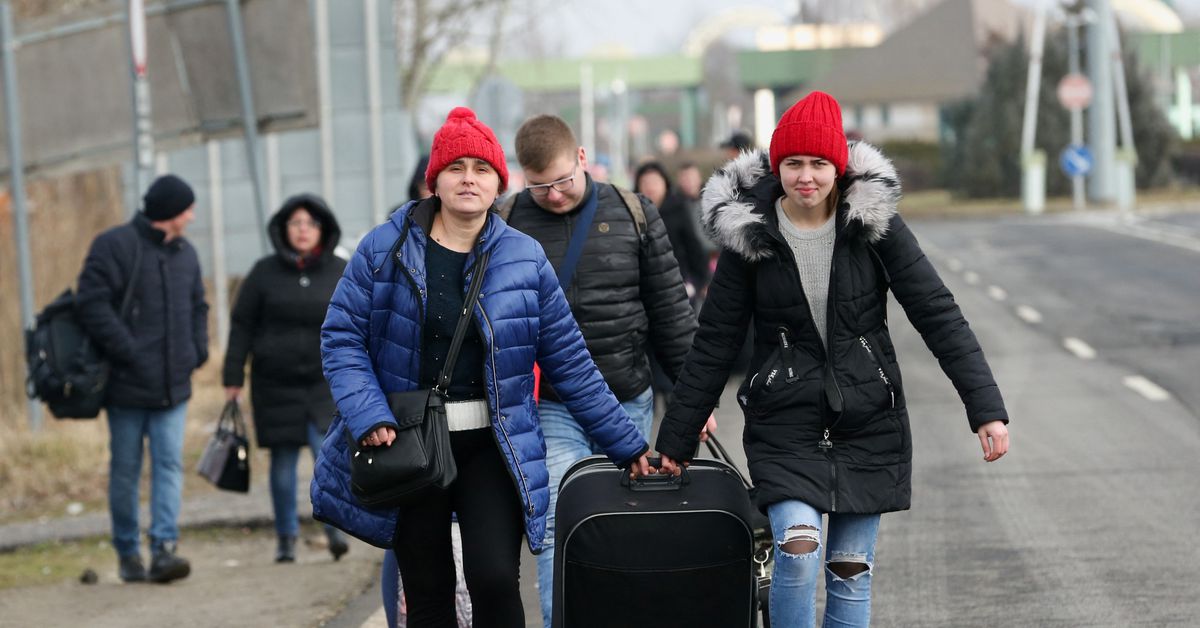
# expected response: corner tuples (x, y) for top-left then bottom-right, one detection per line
(269, 421), (332, 538)
(106, 403), (188, 557)
(767, 500), (882, 628)
(536, 387), (654, 628)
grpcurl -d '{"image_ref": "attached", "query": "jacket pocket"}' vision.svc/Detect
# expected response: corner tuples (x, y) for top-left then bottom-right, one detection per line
(857, 335), (896, 410)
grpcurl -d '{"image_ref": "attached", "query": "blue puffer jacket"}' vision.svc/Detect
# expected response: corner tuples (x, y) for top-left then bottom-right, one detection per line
(312, 198), (648, 552)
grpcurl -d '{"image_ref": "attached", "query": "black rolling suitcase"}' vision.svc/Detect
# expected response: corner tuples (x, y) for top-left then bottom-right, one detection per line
(551, 454), (759, 628)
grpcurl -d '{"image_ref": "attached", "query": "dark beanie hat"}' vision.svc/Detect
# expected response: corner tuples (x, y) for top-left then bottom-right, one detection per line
(769, 91), (848, 177)
(425, 107), (509, 194)
(143, 174), (196, 221)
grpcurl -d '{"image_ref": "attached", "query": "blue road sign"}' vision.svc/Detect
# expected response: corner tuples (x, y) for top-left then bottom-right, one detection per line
(1059, 144), (1094, 178)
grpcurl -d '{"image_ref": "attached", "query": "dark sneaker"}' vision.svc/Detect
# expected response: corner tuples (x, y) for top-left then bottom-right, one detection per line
(275, 535), (296, 563)
(325, 527), (349, 561)
(148, 542), (191, 583)
(118, 554), (146, 583)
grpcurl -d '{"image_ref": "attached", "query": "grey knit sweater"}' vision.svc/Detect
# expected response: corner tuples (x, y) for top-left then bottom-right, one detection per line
(775, 198), (836, 345)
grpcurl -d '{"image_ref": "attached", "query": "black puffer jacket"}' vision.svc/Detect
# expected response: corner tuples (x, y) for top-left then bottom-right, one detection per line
(656, 144), (1008, 515)
(222, 195), (346, 447)
(505, 176), (697, 402)
(77, 213), (209, 408)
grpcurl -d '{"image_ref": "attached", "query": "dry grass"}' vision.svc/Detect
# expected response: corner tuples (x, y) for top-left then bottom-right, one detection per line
(0, 167), (237, 522)
(0, 360), (235, 524)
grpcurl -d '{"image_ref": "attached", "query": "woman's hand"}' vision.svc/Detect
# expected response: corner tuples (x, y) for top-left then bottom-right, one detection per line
(698, 414), (718, 442)
(362, 426), (397, 448)
(224, 386), (241, 402)
(977, 420), (1009, 462)
(658, 453), (686, 476)
(627, 453), (655, 480)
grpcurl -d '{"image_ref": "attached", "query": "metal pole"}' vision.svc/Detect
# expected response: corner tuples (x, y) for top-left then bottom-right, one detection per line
(1106, 14), (1134, 155)
(129, 0), (154, 214)
(364, 0), (385, 225)
(224, 0), (269, 253)
(314, 0), (334, 203)
(1019, 6), (1046, 157)
(580, 63), (594, 159)
(1067, 18), (1086, 211)
(1106, 11), (1137, 215)
(1086, 0), (1116, 202)
(1, 1), (42, 429)
(1019, 4), (1046, 215)
(207, 141), (229, 352)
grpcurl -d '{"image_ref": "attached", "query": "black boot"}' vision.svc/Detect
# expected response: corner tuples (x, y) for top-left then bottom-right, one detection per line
(118, 554), (146, 583)
(148, 541), (191, 583)
(275, 535), (296, 563)
(324, 527), (349, 561)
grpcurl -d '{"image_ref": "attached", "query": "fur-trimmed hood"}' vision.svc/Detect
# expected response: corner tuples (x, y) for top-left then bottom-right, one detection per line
(702, 141), (901, 261)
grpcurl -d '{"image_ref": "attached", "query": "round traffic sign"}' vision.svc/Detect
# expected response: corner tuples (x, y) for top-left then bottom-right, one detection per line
(1059, 144), (1093, 177)
(1057, 73), (1093, 110)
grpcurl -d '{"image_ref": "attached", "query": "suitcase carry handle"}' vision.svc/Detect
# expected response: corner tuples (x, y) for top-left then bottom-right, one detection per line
(620, 457), (691, 491)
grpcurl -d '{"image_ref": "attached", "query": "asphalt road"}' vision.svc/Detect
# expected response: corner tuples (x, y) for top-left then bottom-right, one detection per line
(864, 209), (1200, 627)
(8, 209), (1198, 627)
(364, 208), (1200, 627)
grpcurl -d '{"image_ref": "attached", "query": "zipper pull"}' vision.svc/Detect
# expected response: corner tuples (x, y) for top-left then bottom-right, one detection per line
(779, 328), (799, 383)
(818, 429), (832, 450)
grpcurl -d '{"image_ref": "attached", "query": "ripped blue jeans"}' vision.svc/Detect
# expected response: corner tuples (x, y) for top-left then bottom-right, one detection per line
(767, 500), (881, 628)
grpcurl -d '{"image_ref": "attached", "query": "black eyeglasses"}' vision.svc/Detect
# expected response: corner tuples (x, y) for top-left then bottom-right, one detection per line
(526, 164), (578, 197)
(286, 218), (321, 230)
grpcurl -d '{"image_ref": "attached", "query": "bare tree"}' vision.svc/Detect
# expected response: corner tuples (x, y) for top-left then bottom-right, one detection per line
(391, 0), (508, 112)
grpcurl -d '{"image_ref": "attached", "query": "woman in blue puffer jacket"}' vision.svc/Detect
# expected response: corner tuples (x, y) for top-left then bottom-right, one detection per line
(314, 107), (652, 627)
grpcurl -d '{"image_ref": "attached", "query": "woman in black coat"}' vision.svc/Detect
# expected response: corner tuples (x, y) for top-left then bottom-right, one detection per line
(634, 161), (711, 294)
(656, 91), (1010, 627)
(222, 193), (350, 563)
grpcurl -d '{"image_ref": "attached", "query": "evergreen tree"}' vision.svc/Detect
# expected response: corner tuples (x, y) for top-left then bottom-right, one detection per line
(945, 29), (1177, 198)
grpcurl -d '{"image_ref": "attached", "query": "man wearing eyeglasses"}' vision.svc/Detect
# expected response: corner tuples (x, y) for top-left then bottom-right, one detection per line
(506, 114), (701, 627)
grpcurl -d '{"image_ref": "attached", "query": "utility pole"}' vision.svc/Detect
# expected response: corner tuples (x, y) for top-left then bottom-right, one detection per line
(1066, 13), (1087, 210)
(1, 0), (42, 429)
(224, 0), (269, 253)
(1086, 0), (1116, 202)
(1020, 3), (1047, 214)
(128, 0), (153, 212)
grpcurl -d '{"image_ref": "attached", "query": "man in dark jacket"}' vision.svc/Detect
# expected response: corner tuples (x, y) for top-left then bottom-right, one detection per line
(76, 174), (208, 584)
(506, 114), (700, 626)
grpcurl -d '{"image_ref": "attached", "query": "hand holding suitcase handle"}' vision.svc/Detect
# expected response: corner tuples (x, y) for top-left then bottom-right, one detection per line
(621, 457), (691, 491)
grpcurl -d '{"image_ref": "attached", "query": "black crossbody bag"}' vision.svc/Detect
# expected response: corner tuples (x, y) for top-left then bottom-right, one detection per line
(346, 248), (492, 509)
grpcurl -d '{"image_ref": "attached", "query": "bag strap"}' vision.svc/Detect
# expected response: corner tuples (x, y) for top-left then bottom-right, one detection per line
(433, 249), (492, 395)
(220, 400), (247, 437)
(702, 432), (753, 491)
(866, 242), (890, 325)
(118, 233), (144, 320)
(555, 183), (599, 290)
(613, 185), (648, 246)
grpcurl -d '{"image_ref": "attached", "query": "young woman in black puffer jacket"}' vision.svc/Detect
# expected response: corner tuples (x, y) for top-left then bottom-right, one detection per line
(656, 91), (1011, 628)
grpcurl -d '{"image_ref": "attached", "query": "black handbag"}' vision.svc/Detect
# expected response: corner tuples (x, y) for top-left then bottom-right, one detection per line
(346, 249), (491, 509)
(196, 400), (251, 493)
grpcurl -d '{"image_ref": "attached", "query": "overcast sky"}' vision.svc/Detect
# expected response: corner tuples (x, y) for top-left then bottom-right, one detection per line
(507, 0), (1200, 60)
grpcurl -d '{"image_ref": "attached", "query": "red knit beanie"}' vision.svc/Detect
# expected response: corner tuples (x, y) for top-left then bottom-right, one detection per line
(769, 91), (848, 176)
(425, 107), (510, 194)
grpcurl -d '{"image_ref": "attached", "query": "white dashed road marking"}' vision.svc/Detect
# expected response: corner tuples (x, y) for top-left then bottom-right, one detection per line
(1062, 337), (1097, 360)
(987, 285), (1008, 301)
(947, 258), (964, 272)
(963, 271), (980, 285)
(1015, 305), (1043, 324)
(1122, 376), (1172, 402)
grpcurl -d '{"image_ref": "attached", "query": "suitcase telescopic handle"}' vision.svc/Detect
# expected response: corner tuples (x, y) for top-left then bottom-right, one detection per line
(620, 457), (691, 491)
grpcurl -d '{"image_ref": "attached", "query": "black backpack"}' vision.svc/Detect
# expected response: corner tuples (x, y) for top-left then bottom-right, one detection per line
(26, 242), (142, 419)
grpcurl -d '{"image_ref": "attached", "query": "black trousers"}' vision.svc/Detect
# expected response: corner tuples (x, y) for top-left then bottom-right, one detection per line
(393, 427), (526, 627)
